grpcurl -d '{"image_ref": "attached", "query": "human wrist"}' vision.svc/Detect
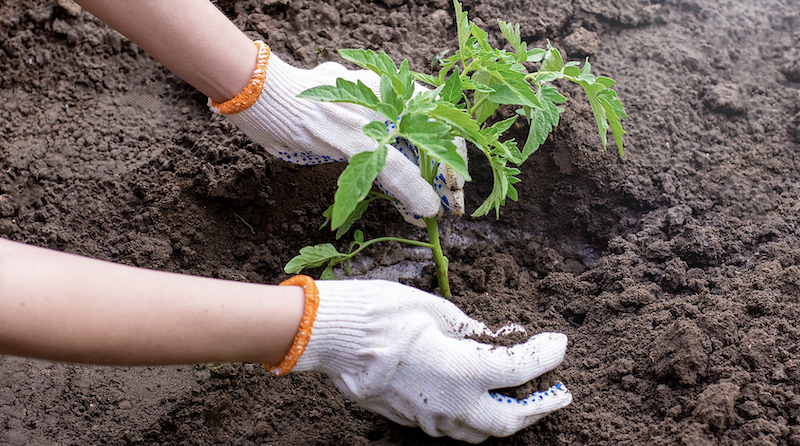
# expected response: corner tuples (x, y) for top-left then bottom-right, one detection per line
(263, 275), (320, 376)
(209, 40), (271, 113)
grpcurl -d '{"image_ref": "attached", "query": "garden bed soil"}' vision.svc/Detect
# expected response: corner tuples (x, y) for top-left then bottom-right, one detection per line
(2, 0), (800, 444)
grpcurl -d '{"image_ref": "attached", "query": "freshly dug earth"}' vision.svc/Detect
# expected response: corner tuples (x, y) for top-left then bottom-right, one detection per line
(2, 0), (800, 444)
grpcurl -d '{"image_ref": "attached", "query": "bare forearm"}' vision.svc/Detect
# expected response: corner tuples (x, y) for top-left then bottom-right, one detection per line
(74, 0), (257, 102)
(0, 239), (304, 366)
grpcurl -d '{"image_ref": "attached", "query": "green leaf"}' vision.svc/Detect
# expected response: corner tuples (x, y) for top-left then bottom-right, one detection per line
(339, 49), (398, 76)
(363, 120), (392, 141)
(429, 102), (486, 148)
(462, 79), (494, 93)
(498, 20), (527, 63)
(597, 90), (627, 155)
(331, 146), (388, 229)
(440, 66), (464, 104)
(486, 115), (517, 137)
(491, 138), (522, 164)
(298, 79), (380, 110)
(596, 76), (616, 88)
(471, 69), (499, 123)
(522, 84), (566, 161)
(322, 198), (371, 239)
(397, 59), (416, 101)
(320, 265), (338, 280)
(470, 23), (491, 51)
(377, 74), (403, 121)
(571, 74), (627, 155)
(487, 78), (540, 108)
(541, 45), (564, 72)
(563, 65), (581, 78)
(526, 48), (546, 63)
(400, 114), (470, 179)
(454, 0), (471, 59)
(413, 72), (442, 87)
(471, 160), (520, 218)
(285, 244), (345, 274)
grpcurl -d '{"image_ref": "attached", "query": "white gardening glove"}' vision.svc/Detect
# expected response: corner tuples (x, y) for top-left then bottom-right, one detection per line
(208, 41), (466, 225)
(390, 130), (467, 217)
(268, 276), (572, 443)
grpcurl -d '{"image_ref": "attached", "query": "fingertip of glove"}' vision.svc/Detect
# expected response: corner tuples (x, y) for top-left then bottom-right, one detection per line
(513, 332), (568, 370)
(527, 332), (568, 351)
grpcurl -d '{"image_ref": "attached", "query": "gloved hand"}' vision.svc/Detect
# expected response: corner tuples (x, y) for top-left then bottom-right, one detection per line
(268, 276), (572, 443)
(208, 41), (466, 225)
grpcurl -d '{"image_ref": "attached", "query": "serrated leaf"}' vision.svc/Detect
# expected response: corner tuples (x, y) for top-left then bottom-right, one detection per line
(597, 90), (626, 155)
(487, 79), (540, 108)
(541, 45), (564, 72)
(285, 244), (345, 274)
(414, 72), (442, 87)
(471, 70), (499, 123)
(470, 23), (491, 51)
(404, 97), (438, 116)
(526, 48), (546, 63)
(522, 84), (565, 161)
(491, 138), (522, 164)
(440, 66), (464, 104)
(298, 79), (380, 110)
(489, 116), (517, 139)
(429, 102), (486, 148)
(363, 120), (392, 141)
(498, 20), (525, 62)
(339, 49), (398, 77)
(400, 114), (470, 179)
(331, 146), (387, 229)
(563, 65), (581, 78)
(596, 76), (616, 88)
(498, 21), (520, 48)
(339, 199), (373, 238)
(462, 79), (494, 93)
(454, 0), (471, 58)
(320, 265), (338, 280)
(471, 159), (519, 218)
(571, 75), (626, 154)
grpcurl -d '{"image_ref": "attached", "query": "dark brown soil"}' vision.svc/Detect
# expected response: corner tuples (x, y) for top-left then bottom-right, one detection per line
(2, 0), (800, 444)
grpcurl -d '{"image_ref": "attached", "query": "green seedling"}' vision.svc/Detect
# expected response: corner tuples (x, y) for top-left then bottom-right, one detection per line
(285, 0), (626, 298)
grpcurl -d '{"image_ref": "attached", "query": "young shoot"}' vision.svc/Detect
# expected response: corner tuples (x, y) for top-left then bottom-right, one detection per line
(285, 0), (627, 298)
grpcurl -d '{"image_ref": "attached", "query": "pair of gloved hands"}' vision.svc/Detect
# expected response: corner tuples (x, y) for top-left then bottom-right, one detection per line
(209, 42), (571, 443)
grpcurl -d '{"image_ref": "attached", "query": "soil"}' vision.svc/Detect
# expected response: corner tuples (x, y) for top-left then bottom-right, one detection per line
(2, 0), (800, 444)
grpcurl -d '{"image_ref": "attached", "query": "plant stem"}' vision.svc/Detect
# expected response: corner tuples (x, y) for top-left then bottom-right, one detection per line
(425, 217), (451, 298)
(350, 237), (435, 256)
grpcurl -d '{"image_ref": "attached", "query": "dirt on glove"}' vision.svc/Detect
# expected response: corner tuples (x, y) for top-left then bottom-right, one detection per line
(2, 0), (800, 445)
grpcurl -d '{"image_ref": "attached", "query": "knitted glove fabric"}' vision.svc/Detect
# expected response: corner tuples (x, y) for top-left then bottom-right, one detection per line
(209, 41), (466, 225)
(270, 276), (572, 443)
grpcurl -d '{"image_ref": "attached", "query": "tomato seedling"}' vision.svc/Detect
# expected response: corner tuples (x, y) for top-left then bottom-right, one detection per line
(285, 0), (626, 298)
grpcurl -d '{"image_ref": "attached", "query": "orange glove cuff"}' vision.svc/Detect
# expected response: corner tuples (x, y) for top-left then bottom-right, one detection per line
(209, 40), (271, 115)
(264, 275), (320, 376)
